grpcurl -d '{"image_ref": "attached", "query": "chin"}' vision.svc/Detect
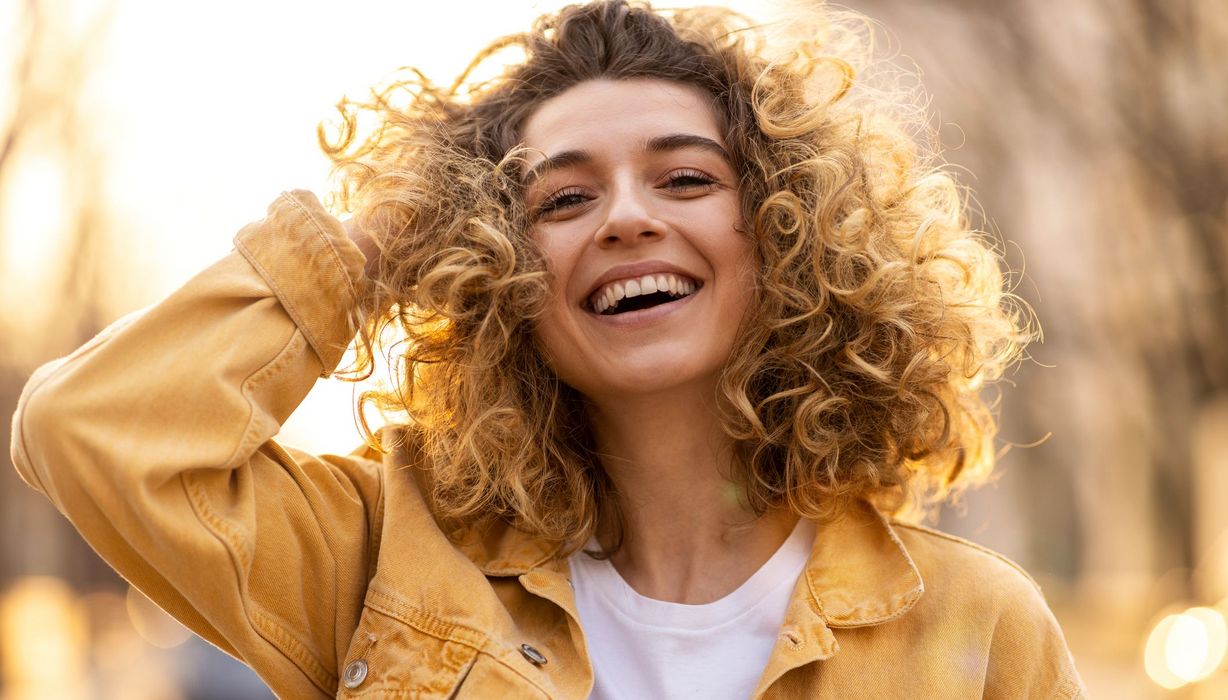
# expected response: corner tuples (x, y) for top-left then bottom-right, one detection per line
(575, 358), (722, 401)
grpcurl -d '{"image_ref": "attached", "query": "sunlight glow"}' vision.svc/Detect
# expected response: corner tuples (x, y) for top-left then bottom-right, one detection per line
(0, 152), (68, 328)
(1145, 606), (1228, 689)
(0, 577), (89, 700)
(1, 0), (779, 455)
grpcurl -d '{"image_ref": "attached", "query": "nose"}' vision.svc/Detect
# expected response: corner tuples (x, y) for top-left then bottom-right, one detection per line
(593, 180), (665, 248)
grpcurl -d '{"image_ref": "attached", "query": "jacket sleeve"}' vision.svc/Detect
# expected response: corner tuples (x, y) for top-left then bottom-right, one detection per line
(9, 190), (382, 699)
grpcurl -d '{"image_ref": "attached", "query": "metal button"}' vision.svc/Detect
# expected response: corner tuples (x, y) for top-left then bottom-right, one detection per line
(342, 659), (369, 689)
(519, 643), (548, 666)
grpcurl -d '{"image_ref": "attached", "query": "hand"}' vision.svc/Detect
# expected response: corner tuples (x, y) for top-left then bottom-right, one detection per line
(343, 217), (381, 280)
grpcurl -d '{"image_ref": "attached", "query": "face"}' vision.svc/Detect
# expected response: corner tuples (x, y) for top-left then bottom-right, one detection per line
(521, 78), (755, 402)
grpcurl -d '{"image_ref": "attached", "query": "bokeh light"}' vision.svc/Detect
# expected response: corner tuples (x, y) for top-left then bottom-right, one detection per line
(0, 577), (90, 700)
(1144, 606), (1228, 689)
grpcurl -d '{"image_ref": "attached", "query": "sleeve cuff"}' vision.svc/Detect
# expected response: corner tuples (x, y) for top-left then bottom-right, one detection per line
(233, 190), (368, 375)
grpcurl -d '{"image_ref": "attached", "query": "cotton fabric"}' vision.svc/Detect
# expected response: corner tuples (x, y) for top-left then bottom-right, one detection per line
(10, 191), (1087, 699)
(571, 517), (815, 699)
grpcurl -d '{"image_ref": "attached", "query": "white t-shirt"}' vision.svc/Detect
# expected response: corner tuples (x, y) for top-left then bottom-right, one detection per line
(567, 517), (816, 700)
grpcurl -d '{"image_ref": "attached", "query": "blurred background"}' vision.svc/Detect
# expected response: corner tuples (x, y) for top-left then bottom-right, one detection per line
(1, 0), (1225, 697)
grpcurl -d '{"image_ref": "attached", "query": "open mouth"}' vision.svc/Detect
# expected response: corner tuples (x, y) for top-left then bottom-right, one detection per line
(587, 273), (702, 316)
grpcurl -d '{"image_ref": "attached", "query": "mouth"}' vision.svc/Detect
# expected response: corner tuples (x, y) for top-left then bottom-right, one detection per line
(586, 272), (703, 316)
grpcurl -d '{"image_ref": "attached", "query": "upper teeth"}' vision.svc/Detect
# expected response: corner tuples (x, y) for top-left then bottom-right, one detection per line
(590, 273), (698, 314)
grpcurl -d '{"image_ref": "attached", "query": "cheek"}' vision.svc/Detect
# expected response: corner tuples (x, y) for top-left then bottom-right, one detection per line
(530, 317), (592, 394)
(715, 226), (759, 326)
(529, 275), (585, 385)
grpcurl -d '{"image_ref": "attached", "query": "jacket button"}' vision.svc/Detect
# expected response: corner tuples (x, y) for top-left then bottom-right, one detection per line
(519, 643), (548, 666)
(342, 659), (369, 689)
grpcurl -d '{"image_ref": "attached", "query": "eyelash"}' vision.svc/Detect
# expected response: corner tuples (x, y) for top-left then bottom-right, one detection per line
(666, 169), (717, 190)
(535, 169), (718, 217)
(538, 187), (589, 215)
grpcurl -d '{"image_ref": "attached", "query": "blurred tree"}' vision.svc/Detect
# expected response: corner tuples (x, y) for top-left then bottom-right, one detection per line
(853, 0), (1228, 596)
(0, 0), (117, 587)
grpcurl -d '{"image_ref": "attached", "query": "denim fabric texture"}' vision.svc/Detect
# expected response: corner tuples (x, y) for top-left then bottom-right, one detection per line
(10, 191), (1087, 699)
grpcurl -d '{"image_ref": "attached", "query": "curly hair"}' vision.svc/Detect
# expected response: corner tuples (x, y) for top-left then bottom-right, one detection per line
(321, 0), (1031, 556)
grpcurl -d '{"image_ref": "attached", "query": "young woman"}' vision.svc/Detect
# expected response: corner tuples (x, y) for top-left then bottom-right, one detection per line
(11, 1), (1086, 697)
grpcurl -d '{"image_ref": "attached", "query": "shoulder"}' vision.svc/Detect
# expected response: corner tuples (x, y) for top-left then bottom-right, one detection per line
(889, 519), (1044, 599)
(889, 520), (1087, 699)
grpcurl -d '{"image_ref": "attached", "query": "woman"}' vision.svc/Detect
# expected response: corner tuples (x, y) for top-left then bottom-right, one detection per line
(10, 1), (1086, 697)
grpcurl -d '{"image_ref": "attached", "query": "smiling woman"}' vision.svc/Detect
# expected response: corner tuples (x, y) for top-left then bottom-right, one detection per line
(524, 80), (753, 405)
(11, 1), (1085, 698)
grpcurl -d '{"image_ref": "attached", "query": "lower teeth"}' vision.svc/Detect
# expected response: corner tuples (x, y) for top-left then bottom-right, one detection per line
(601, 291), (686, 315)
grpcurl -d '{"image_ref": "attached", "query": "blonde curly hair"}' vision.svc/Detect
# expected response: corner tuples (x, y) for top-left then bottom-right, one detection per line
(321, 0), (1030, 556)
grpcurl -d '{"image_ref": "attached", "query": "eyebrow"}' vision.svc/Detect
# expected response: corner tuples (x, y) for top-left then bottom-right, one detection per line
(521, 132), (732, 186)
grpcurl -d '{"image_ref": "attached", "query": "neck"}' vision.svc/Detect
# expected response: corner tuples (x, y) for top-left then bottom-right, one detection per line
(585, 381), (799, 604)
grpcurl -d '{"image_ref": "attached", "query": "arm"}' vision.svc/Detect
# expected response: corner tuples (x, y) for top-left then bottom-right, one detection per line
(9, 190), (381, 698)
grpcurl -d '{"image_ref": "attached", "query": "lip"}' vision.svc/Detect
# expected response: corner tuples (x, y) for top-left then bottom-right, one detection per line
(582, 259), (703, 307)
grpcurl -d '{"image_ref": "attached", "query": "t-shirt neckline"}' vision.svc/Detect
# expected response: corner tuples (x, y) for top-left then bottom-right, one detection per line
(569, 517), (816, 632)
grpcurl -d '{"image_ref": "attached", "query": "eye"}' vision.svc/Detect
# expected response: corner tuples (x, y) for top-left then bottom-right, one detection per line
(536, 186), (590, 217)
(663, 168), (718, 192)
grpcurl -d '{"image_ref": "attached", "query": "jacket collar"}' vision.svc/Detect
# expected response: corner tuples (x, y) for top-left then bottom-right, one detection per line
(453, 498), (924, 627)
(802, 499), (924, 627)
(451, 517), (562, 576)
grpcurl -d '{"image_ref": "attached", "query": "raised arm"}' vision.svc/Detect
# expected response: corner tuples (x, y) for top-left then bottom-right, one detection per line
(9, 190), (382, 698)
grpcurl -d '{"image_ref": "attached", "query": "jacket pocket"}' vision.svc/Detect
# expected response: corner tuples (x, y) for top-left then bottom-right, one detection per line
(451, 653), (550, 700)
(336, 603), (479, 699)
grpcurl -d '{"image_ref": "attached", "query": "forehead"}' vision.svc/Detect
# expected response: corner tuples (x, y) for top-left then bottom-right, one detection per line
(520, 79), (725, 162)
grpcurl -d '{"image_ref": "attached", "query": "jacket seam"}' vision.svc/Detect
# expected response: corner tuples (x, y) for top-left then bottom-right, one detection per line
(364, 587), (490, 649)
(889, 520), (1044, 594)
(278, 190), (360, 308)
(233, 237), (328, 371)
(338, 643), (479, 698)
(11, 311), (145, 496)
(1051, 674), (1087, 700)
(250, 605), (339, 694)
(363, 588), (555, 697)
(367, 466), (385, 583)
(12, 375), (53, 495)
(180, 327), (338, 693)
(228, 327), (304, 470)
(819, 512), (925, 628)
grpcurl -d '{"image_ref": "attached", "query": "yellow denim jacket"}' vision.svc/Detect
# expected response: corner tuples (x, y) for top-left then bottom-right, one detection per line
(11, 191), (1087, 699)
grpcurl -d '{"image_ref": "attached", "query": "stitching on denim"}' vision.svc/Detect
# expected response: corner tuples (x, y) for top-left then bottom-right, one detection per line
(12, 369), (56, 495)
(812, 510), (925, 628)
(283, 191), (360, 373)
(890, 519), (1044, 594)
(11, 312), (143, 495)
(368, 465), (386, 583)
(233, 233), (329, 370)
(363, 589), (555, 697)
(338, 638), (480, 698)
(1051, 674), (1087, 700)
(180, 328), (337, 692)
(183, 475), (249, 570)
(280, 190), (359, 307)
(228, 328), (303, 470)
(183, 465), (338, 695)
(364, 587), (489, 648)
(251, 604), (339, 693)
(339, 650), (547, 700)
